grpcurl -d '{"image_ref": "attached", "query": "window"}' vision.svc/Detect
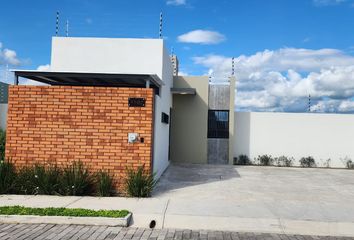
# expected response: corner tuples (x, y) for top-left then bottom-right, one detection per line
(208, 110), (229, 138)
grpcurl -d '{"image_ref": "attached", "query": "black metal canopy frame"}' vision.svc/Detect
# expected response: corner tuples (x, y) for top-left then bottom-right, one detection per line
(12, 70), (163, 90)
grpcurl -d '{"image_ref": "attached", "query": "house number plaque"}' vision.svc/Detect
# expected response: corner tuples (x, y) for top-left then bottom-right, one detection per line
(128, 98), (146, 107)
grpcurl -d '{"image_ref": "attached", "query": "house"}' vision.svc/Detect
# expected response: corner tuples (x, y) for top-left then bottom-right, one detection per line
(4, 36), (354, 189)
(5, 37), (234, 191)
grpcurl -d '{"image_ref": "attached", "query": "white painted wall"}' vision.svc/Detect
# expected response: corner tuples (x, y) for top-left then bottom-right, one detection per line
(0, 104), (8, 130)
(234, 112), (354, 168)
(51, 37), (165, 75)
(152, 42), (173, 179)
(51, 37), (172, 177)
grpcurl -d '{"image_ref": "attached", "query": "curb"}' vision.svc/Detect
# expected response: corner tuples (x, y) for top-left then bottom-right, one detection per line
(0, 213), (132, 227)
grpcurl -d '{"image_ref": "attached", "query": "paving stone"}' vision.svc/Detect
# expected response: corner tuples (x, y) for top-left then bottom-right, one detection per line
(0, 224), (352, 240)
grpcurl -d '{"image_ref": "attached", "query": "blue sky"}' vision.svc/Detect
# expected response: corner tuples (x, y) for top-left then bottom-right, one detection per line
(1, 0), (354, 112)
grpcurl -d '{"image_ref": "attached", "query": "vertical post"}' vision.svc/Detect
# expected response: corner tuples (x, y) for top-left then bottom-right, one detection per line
(66, 20), (69, 37)
(146, 79), (150, 88)
(14, 74), (19, 85)
(56, 11), (59, 36)
(159, 12), (163, 39)
(308, 94), (311, 112)
(232, 57), (235, 76)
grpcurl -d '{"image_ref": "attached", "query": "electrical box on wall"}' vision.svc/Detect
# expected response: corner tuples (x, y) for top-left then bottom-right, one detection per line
(128, 133), (139, 143)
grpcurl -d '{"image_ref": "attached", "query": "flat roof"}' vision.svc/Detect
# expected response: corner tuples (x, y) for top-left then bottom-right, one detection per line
(12, 70), (163, 89)
(171, 88), (196, 95)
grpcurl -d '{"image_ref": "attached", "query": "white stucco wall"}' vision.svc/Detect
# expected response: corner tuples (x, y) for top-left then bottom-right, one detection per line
(152, 42), (173, 179)
(0, 104), (8, 130)
(51, 37), (165, 75)
(234, 112), (354, 168)
(51, 36), (172, 177)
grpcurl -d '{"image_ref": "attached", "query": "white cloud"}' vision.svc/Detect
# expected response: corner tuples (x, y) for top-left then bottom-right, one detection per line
(3, 49), (20, 65)
(313, 0), (347, 6)
(0, 42), (23, 84)
(167, 0), (186, 5)
(0, 43), (21, 66)
(178, 70), (189, 76)
(193, 48), (354, 112)
(37, 64), (51, 71)
(178, 30), (226, 45)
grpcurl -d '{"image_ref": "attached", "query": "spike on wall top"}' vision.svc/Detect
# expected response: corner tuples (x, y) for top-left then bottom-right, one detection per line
(159, 12), (163, 39)
(232, 57), (235, 76)
(56, 11), (59, 36)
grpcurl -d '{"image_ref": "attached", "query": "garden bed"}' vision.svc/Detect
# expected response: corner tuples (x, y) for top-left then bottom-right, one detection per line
(0, 206), (132, 227)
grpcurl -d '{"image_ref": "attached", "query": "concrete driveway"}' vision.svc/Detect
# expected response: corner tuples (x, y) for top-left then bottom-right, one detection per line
(153, 164), (354, 236)
(1, 164), (353, 236)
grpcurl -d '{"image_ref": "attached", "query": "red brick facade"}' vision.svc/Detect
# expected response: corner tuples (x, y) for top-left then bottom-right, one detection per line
(5, 86), (154, 192)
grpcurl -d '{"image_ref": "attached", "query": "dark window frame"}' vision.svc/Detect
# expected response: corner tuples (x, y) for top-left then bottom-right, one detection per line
(207, 110), (229, 139)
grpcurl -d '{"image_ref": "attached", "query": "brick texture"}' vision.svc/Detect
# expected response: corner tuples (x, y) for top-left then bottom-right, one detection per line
(5, 86), (154, 192)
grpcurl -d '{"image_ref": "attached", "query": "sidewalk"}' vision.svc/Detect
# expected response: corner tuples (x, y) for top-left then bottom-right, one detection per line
(1, 194), (354, 237)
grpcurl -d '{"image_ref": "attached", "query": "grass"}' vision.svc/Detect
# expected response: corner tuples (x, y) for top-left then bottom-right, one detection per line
(0, 206), (130, 218)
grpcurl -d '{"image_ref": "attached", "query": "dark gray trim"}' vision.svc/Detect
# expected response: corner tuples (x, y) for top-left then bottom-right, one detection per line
(13, 71), (163, 89)
(171, 88), (196, 95)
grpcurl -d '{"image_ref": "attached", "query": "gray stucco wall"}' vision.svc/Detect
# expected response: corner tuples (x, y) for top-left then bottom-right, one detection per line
(0, 104), (8, 130)
(208, 84), (230, 110)
(0, 82), (9, 130)
(207, 82), (234, 164)
(170, 76), (209, 164)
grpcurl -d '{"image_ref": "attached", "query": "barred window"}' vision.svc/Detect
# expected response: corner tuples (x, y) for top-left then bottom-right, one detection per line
(207, 110), (229, 139)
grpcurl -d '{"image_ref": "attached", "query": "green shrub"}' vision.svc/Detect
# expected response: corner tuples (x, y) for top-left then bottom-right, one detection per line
(0, 160), (17, 194)
(31, 164), (62, 195)
(346, 160), (354, 169)
(234, 155), (251, 165)
(299, 156), (316, 168)
(16, 166), (37, 194)
(95, 170), (115, 197)
(125, 165), (156, 198)
(275, 156), (294, 167)
(60, 161), (94, 196)
(0, 129), (5, 161)
(15, 164), (62, 195)
(256, 155), (274, 166)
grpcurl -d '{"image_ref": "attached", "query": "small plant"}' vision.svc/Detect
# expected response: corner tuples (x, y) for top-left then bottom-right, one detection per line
(346, 160), (354, 169)
(125, 165), (156, 198)
(275, 156), (294, 167)
(61, 161), (94, 196)
(323, 158), (331, 168)
(299, 156), (316, 168)
(256, 155), (274, 166)
(234, 155), (251, 165)
(0, 160), (17, 194)
(95, 170), (115, 197)
(0, 129), (5, 160)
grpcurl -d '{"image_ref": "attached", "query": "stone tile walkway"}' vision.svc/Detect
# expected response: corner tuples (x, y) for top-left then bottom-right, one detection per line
(0, 224), (352, 240)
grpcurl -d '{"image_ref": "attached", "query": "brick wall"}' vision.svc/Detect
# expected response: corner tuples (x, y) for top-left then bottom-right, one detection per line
(5, 86), (154, 192)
